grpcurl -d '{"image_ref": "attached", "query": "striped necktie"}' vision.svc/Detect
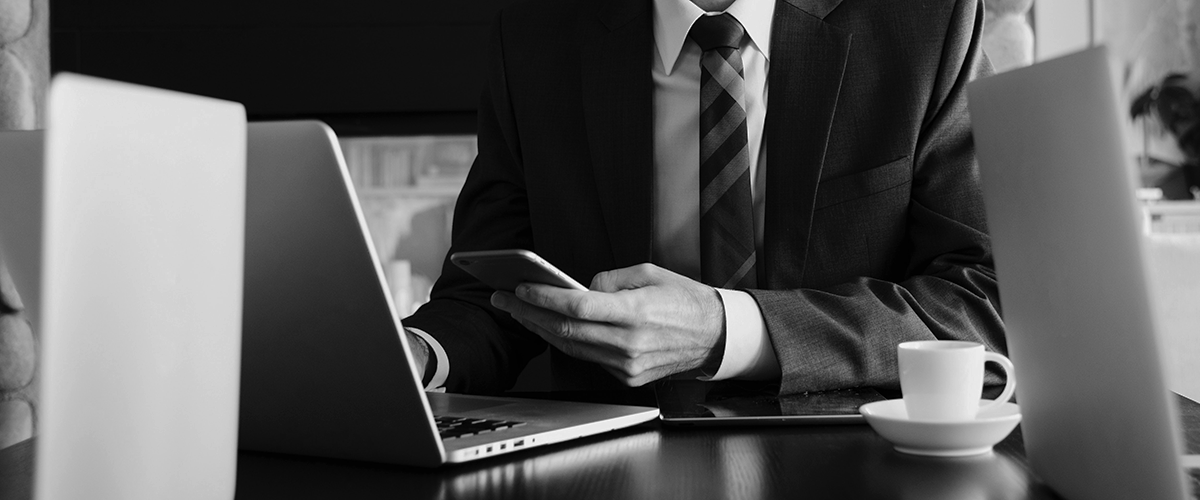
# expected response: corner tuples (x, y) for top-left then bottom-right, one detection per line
(692, 14), (757, 289)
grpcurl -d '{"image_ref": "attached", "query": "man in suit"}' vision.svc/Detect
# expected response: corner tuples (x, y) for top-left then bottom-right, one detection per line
(401, 0), (1005, 395)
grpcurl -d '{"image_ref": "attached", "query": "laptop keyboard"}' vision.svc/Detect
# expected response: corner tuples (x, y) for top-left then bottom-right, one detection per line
(435, 415), (526, 440)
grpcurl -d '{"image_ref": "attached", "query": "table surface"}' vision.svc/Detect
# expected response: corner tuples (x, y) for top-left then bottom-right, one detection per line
(4, 393), (1199, 500)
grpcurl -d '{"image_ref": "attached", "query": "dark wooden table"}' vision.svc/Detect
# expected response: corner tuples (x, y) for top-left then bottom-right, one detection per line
(235, 392), (1200, 500)
(5, 394), (1199, 499)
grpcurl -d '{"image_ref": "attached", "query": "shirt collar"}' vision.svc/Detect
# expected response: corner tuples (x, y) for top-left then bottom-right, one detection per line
(652, 0), (775, 76)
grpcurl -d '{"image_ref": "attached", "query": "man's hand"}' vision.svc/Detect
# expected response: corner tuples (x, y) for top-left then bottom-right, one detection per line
(490, 263), (726, 386)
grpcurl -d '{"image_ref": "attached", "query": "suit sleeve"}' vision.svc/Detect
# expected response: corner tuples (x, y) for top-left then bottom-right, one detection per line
(747, 0), (1005, 394)
(400, 14), (547, 394)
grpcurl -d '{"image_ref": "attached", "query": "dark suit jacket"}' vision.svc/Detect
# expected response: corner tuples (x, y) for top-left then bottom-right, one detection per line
(404, 0), (1005, 395)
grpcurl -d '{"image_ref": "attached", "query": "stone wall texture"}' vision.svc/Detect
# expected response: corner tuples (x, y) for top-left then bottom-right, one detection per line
(0, 258), (35, 450)
(0, 0), (47, 450)
(0, 0), (45, 129)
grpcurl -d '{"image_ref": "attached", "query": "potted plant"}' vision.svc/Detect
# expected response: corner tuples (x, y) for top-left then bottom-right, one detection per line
(1130, 73), (1200, 200)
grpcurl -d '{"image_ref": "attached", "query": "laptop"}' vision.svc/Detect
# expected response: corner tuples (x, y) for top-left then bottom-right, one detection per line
(0, 75), (245, 500)
(969, 46), (1200, 500)
(237, 121), (658, 467)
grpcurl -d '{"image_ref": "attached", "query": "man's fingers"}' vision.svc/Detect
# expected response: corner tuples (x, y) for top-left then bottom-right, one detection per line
(531, 327), (609, 366)
(492, 290), (657, 381)
(526, 323), (658, 387)
(490, 267), (721, 387)
(589, 263), (663, 292)
(493, 290), (612, 343)
(512, 314), (628, 370)
(514, 283), (626, 323)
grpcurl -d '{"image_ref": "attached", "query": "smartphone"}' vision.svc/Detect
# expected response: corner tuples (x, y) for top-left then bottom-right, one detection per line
(450, 249), (588, 292)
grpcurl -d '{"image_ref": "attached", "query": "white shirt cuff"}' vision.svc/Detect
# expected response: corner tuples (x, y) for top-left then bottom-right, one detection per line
(702, 289), (780, 381)
(406, 327), (448, 392)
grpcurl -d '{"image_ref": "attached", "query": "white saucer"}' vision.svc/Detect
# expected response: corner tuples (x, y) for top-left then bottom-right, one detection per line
(859, 399), (1021, 457)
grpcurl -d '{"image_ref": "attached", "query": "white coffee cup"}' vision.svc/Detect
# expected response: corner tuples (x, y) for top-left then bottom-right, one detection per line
(897, 340), (1016, 422)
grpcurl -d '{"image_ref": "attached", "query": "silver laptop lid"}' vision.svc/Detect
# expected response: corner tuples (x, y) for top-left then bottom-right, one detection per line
(239, 121), (444, 466)
(969, 46), (1187, 500)
(23, 74), (246, 500)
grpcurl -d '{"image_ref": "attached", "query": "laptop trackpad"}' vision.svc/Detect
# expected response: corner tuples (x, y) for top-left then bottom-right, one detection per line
(427, 393), (515, 415)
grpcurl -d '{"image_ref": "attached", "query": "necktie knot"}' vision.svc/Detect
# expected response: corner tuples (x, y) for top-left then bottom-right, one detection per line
(690, 13), (745, 52)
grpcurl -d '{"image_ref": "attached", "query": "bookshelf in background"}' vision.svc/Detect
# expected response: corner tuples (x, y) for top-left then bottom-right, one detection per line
(340, 135), (476, 318)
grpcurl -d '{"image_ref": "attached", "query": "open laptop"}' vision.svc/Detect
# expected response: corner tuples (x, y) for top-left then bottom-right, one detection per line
(0, 75), (245, 500)
(237, 121), (658, 467)
(969, 46), (1199, 500)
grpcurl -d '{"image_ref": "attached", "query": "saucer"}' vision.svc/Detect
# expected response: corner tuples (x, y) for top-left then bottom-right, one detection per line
(859, 400), (1021, 457)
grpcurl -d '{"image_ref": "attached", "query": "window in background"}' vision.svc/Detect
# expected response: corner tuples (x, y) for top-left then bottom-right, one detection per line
(981, 0), (1035, 73)
(339, 135), (475, 318)
(1032, 0), (1091, 62)
(1065, 0), (1200, 403)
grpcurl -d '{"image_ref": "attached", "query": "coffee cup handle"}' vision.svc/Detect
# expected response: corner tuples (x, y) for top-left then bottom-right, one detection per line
(979, 352), (1016, 413)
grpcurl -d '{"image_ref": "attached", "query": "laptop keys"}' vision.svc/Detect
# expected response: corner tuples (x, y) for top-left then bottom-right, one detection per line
(435, 415), (527, 440)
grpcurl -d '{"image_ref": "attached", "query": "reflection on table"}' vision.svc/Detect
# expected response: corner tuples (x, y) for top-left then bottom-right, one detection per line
(235, 418), (1055, 500)
(7, 394), (1200, 499)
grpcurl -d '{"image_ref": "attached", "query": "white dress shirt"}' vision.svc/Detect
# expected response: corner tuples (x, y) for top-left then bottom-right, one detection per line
(412, 0), (781, 391)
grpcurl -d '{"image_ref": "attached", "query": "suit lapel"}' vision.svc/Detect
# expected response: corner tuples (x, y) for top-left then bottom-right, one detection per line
(580, 0), (656, 268)
(762, 0), (851, 288)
